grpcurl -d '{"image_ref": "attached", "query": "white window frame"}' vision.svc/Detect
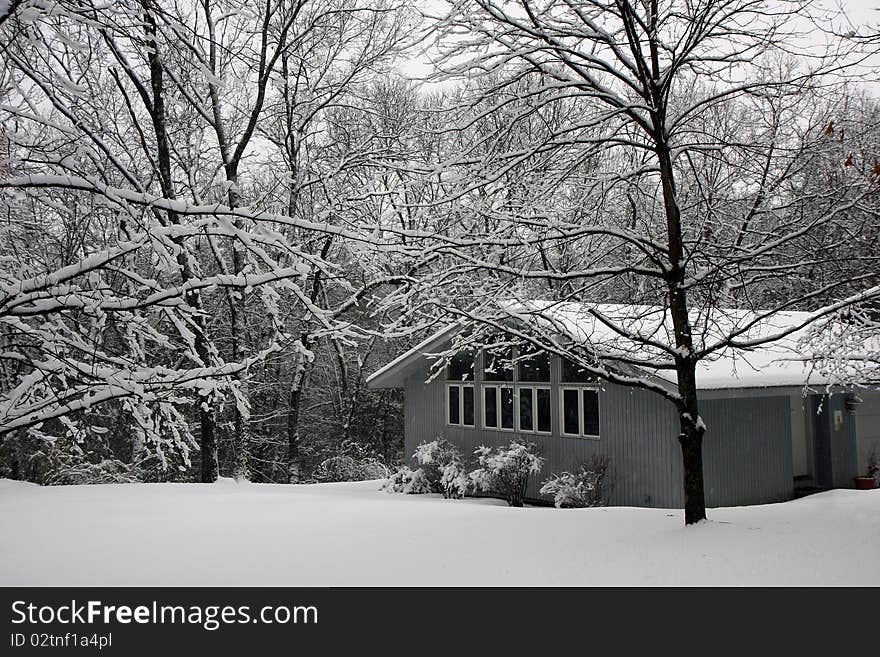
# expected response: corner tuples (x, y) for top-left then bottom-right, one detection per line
(446, 383), (475, 428)
(482, 383), (515, 432)
(559, 385), (600, 440)
(515, 385), (552, 435)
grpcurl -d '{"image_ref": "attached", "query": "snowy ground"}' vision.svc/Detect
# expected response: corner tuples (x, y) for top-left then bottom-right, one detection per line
(2, 478), (879, 586)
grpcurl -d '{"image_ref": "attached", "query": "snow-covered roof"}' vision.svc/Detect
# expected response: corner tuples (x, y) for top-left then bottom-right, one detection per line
(366, 302), (842, 391)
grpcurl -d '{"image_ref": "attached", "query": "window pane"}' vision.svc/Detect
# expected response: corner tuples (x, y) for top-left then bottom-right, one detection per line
(484, 387), (498, 428)
(519, 387), (534, 432)
(518, 349), (550, 382)
(483, 346), (514, 381)
(583, 389), (600, 436)
(562, 389), (580, 435)
(448, 386), (460, 425)
(501, 387), (515, 429)
(537, 388), (552, 433)
(561, 358), (596, 383)
(463, 386), (475, 426)
(448, 351), (475, 381)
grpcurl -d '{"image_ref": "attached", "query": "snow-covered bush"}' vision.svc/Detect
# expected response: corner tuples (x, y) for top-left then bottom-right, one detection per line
(45, 459), (137, 486)
(310, 439), (393, 483)
(469, 441), (544, 507)
(383, 439), (469, 498)
(29, 438), (137, 486)
(540, 456), (611, 508)
(312, 455), (392, 483)
(413, 438), (469, 498)
(381, 466), (432, 494)
(440, 459), (469, 499)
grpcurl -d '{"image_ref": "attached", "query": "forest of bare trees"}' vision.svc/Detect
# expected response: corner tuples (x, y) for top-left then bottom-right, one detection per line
(1, 0), (878, 524)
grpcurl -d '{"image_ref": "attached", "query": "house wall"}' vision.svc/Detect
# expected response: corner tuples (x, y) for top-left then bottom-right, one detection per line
(403, 357), (793, 508)
(790, 394), (812, 478)
(812, 394), (860, 488)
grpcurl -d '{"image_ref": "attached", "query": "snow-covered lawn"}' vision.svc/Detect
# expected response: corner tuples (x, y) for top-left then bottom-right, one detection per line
(2, 478), (879, 586)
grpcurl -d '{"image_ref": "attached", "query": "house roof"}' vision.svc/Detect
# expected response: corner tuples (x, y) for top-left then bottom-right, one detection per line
(365, 302), (843, 391)
(365, 323), (461, 389)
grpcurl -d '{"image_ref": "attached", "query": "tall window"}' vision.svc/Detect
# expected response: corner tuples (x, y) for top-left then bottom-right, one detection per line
(518, 386), (552, 434)
(560, 387), (600, 439)
(516, 346), (551, 434)
(483, 384), (514, 430)
(447, 383), (475, 427)
(447, 352), (475, 427)
(482, 344), (513, 429)
(481, 344), (552, 434)
(559, 357), (599, 438)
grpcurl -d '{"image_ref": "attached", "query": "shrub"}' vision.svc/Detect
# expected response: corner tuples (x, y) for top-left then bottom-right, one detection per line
(29, 438), (137, 486)
(312, 454), (392, 483)
(381, 466), (432, 494)
(383, 439), (469, 498)
(439, 459), (469, 499)
(412, 438), (468, 498)
(868, 447), (879, 484)
(469, 441), (544, 507)
(46, 459), (137, 486)
(540, 456), (611, 508)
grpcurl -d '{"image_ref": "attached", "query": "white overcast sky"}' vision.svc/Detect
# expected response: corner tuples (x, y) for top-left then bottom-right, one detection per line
(839, 0), (880, 24)
(397, 0), (880, 86)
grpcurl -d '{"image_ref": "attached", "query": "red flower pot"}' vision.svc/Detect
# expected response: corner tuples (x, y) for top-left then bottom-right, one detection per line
(854, 476), (877, 490)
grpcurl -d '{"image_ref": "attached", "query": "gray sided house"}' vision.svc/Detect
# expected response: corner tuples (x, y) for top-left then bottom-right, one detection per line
(367, 307), (878, 508)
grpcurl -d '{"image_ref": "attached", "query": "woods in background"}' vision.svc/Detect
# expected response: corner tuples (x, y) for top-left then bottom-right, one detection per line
(0, 1), (878, 523)
(0, 0), (418, 483)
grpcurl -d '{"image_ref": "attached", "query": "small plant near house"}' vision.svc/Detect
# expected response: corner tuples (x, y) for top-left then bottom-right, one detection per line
(469, 441), (544, 507)
(853, 446), (879, 490)
(540, 456), (611, 508)
(381, 466), (432, 494)
(413, 438), (469, 498)
(439, 459), (469, 499)
(382, 438), (468, 498)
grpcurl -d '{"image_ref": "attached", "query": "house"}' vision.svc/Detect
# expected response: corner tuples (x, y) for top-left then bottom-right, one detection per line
(366, 303), (880, 508)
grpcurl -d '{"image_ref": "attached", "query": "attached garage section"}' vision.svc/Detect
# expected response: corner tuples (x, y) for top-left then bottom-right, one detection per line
(702, 395), (793, 507)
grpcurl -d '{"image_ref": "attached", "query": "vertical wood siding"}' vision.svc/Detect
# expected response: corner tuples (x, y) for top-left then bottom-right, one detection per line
(701, 396), (793, 506)
(404, 357), (794, 508)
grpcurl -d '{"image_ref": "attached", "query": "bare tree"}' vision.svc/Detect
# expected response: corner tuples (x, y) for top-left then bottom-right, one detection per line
(393, 0), (880, 524)
(0, 0), (417, 481)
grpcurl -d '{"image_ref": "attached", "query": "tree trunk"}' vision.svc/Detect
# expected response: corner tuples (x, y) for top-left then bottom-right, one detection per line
(198, 0), (254, 481)
(286, 388), (301, 484)
(227, 184), (251, 482)
(656, 134), (708, 524)
(141, 3), (218, 482)
(678, 420), (707, 525)
(674, 347), (707, 524)
(286, 355), (312, 483)
(199, 406), (218, 482)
